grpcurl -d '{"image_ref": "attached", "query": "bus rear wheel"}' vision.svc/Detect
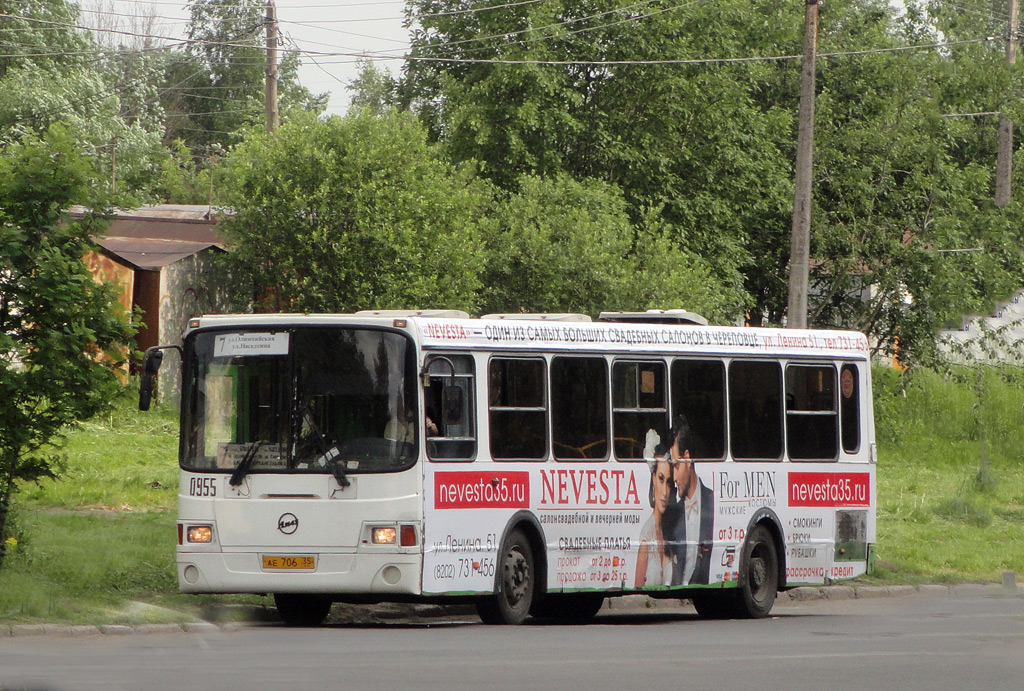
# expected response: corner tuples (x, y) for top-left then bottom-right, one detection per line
(477, 529), (534, 625)
(530, 593), (605, 621)
(733, 525), (778, 618)
(273, 593), (332, 627)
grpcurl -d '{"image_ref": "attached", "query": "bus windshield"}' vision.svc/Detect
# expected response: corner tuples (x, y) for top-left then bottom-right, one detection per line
(181, 327), (418, 475)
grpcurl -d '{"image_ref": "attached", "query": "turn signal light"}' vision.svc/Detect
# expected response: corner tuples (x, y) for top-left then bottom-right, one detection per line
(400, 525), (417, 547)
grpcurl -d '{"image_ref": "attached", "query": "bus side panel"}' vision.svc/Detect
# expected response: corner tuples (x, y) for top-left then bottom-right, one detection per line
(421, 460), (876, 596)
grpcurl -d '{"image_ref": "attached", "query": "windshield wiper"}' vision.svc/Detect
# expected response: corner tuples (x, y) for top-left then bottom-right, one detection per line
(319, 446), (351, 488)
(229, 440), (264, 487)
(302, 407), (350, 488)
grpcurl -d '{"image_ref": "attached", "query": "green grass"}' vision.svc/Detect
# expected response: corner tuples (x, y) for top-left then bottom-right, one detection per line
(871, 365), (1024, 584)
(17, 398), (180, 512)
(2, 367), (1022, 623)
(1, 392), (263, 624)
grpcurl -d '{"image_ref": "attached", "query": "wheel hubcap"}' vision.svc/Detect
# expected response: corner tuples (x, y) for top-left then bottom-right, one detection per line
(504, 548), (529, 606)
(748, 546), (769, 601)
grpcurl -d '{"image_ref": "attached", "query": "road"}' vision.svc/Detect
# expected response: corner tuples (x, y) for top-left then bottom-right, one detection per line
(1, 590), (1021, 691)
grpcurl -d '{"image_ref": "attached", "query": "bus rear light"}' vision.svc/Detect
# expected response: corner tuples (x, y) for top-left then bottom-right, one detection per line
(371, 527), (397, 545)
(187, 525), (214, 543)
(400, 525), (417, 547)
(178, 524), (183, 545)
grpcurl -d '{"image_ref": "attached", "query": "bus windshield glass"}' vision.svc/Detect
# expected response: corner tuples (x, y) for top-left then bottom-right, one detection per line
(181, 327), (418, 475)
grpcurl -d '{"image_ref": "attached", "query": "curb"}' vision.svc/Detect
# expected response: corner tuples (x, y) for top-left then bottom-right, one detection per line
(2, 582), (1020, 637)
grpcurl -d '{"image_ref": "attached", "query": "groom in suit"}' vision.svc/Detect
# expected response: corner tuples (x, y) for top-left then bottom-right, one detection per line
(662, 415), (715, 586)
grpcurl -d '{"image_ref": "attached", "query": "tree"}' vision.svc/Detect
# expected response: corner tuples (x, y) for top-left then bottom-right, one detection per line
(0, 0), (169, 199)
(479, 175), (743, 321)
(400, 0), (801, 320)
(804, 0), (1024, 362)
(348, 59), (398, 115)
(0, 125), (136, 568)
(160, 0), (327, 155)
(402, 0), (1024, 359)
(220, 110), (488, 312)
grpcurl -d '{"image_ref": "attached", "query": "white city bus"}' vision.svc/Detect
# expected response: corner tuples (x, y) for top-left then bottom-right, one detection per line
(140, 310), (876, 625)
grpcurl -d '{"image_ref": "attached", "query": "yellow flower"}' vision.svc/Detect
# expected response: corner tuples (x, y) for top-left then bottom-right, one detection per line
(4, 537), (16, 550)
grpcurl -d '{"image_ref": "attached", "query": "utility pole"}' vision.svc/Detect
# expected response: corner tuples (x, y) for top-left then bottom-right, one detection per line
(787, 0), (818, 329)
(996, 0), (1019, 208)
(265, 0), (279, 133)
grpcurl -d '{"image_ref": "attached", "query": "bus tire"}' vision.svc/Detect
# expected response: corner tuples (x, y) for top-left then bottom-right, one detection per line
(273, 593), (332, 627)
(733, 525), (778, 618)
(690, 593), (732, 619)
(476, 529), (534, 625)
(530, 593), (605, 621)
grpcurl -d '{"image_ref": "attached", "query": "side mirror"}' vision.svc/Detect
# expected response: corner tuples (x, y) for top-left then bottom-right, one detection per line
(139, 349), (164, 411)
(441, 385), (464, 425)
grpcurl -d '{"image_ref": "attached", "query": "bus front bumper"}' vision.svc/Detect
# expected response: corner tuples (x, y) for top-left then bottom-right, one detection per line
(177, 551), (422, 595)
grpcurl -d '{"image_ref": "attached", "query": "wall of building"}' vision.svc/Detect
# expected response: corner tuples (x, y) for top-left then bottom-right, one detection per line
(157, 249), (239, 405)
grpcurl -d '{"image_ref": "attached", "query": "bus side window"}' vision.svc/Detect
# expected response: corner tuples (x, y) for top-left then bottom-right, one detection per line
(425, 355), (477, 461)
(785, 364), (838, 461)
(489, 358), (548, 460)
(728, 360), (783, 461)
(670, 359), (726, 460)
(840, 364), (861, 453)
(551, 356), (609, 460)
(612, 360), (667, 460)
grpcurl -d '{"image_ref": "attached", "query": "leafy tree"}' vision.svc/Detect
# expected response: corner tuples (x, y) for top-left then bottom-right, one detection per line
(804, 0), (1024, 362)
(348, 59), (398, 115)
(400, 0), (801, 320)
(403, 0), (1024, 359)
(480, 175), (743, 321)
(220, 110), (488, 312)
(161, 0), (327, 155)
(0, 0), (92, 78)
(0, 126), (135, 568)
(0, 0), (168, 198)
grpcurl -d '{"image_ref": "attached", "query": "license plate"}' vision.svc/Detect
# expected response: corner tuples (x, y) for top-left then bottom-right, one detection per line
(262, 555), (316, 570)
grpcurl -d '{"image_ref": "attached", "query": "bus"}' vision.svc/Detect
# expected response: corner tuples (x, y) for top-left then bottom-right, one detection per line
(140, 309), (876, 626)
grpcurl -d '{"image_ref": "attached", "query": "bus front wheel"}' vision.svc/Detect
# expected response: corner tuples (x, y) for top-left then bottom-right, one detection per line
(273, 593), (332, 627)
(733, 525), (778, 618)
(476, 529), (534, 625)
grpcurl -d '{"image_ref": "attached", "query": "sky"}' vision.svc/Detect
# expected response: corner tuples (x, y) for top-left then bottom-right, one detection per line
(80, 1), (413, 116)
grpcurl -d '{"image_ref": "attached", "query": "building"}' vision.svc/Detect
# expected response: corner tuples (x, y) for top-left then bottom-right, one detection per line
(77, 204), (237, 403)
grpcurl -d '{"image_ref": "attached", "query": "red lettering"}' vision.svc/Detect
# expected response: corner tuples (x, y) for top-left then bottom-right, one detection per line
(537, 469), (641, 506)
(625, 472), (639, 505)
(570, 470), (585, 503)
(541, 470), (555, 504)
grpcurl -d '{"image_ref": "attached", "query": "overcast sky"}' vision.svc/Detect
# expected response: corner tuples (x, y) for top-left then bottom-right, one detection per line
(80, 1), (412, 116)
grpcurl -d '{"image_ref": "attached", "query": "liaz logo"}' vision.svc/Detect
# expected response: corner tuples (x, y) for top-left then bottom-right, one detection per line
(277, 513), (299, 534)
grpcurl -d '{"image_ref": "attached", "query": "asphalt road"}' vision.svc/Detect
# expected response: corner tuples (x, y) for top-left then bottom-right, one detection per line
(1, 590), (1021, 691)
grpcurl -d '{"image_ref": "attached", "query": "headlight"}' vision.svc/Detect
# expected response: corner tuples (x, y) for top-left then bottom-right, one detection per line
(371, 527), (397, 545)
(187, 525), (214, 543)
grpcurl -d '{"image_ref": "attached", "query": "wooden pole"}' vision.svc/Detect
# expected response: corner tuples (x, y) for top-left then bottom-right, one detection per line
(787, 0), (818, 329)
(996, 0), (1018, 207)
(265, 0), (279, 133)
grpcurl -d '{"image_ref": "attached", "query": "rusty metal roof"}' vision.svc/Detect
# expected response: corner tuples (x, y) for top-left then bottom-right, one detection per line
(95, 237), (224, 270)
(70, 204), (227, 245)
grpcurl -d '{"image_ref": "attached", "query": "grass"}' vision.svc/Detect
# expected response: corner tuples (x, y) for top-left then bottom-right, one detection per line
(870, 365), (1024, 584)
(1, 392), (265, 624)
(1, 367), (1022, 623)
